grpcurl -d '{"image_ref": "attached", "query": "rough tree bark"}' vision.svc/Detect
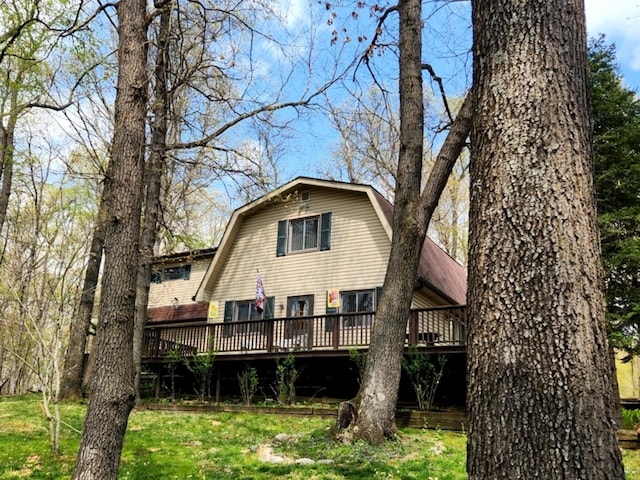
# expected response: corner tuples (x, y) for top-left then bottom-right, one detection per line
(348, 0), (473, 444)
(71, 0), (148, 477)
(467, 0), (625, 478)
(351, 0), (424, 444)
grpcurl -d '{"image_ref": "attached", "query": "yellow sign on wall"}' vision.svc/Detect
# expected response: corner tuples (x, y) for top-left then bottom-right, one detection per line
(327, 289), (340, 308)
(208, 301), (219, 320)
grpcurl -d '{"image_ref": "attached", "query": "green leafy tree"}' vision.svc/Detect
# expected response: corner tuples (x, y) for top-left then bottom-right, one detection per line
(348, 348), (367, 385)
(401, 349), (446, 412)
(272, 354), (297, 406)
(185, 349), (217, 402)
(589, 37), (640, 359)
(237, 364), (259, 406)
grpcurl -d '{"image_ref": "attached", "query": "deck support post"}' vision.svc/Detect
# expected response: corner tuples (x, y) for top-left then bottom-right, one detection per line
(408, 311), (418, 346)
(155, 369), (162, 400)
(215, 369), (221, 404)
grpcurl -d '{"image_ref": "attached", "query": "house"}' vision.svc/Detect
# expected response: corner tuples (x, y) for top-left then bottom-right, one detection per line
(142, 177), (468, 405)
(147, 248), (217, 324)
(616, 350), (640, 401)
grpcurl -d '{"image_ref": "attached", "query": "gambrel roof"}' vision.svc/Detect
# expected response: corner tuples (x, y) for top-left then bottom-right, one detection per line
(195, 177), (466, 305)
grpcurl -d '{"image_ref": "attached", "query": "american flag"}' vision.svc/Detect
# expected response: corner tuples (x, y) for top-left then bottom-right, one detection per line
(255, 273), (265, 313)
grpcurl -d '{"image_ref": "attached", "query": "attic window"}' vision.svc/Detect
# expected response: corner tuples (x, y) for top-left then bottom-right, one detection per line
(300, 191), (311, 202)
(290, 216), (319, 252)
(276, 212), (332, 256)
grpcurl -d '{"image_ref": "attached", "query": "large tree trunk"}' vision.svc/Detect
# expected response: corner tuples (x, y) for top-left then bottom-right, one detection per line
(72, 0), (148, 478)
(467, 0), (625, 478)
(349, 0), (473, 443)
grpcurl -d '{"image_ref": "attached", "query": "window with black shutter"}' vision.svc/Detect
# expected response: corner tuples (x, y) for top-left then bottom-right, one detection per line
(276, 212), (331, 256)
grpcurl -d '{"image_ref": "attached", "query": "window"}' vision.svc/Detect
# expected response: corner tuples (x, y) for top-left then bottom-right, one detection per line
(286, 295), (314, 338)
(289, 216), (318, 252)
(233, 300), (264, 333)
(152, 264), (191, 283)
(341, 290), (374, 327)
(223, 297), (274, 337)
(276, 212), (331, 256)
(235, 300), (264, 322)
(287, 295), (313, 317)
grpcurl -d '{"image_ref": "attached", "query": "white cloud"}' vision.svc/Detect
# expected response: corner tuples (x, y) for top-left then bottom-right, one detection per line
(585, 0), (640, 76)
(585, 0), (640, 34)
(274, 0), (309, 29)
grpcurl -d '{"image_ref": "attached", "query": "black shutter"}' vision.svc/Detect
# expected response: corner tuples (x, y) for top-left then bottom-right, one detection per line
(320, 212), (332, 251)
(276, 220), (287, 256)
(375, 286), (383, 309)
(325, 305), (338, 332)
(223, 301), (234, 337)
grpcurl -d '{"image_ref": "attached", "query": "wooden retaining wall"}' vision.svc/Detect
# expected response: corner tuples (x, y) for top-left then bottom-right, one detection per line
(395, 410), (467, 431)
(619, 430), (640, 450)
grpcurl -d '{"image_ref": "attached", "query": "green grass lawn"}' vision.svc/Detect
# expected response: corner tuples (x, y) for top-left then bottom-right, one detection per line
(1, 395), (638, 479)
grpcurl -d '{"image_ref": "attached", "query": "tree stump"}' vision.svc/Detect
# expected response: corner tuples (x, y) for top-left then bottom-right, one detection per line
(334, 400), (357, 431)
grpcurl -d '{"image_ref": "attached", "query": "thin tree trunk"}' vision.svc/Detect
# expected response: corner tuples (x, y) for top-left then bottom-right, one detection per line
(353, 99), (472, 443)
(350, 0), (473, 440)
(351, 0), (424, 443)
(59, 184), (108, 401)
(609, 348), (622, 428)
(0, 93), (18, 245)
(450, 190), (459, 261)
(467, 0), (625, 477)
(72, 0), (148, 477)
(133, 0), (171, 400)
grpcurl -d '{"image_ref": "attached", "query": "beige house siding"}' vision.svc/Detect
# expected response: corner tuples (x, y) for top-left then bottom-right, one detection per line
(148, 259), (210, 308)
(616, 350), (640, 399)
(206, 186), (390, 323)
(411, 290), (444, 309)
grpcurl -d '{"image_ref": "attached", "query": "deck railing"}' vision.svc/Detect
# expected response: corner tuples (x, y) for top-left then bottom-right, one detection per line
(142, 305), (467, 359)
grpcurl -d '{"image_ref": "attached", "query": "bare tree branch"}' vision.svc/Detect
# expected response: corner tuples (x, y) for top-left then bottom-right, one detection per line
(168, 76), (346, 151)
(354, 4), (398, 92)
(422, 63), (454, 125)
(417, 92), (471, 223)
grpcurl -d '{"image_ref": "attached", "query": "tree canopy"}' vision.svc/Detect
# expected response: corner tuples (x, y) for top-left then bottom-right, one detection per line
(590, 36), (640, 359)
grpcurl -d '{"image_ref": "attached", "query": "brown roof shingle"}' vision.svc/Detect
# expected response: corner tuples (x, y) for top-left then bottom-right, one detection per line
(147, 303), (209, 323)
(372, 189), (467, 305)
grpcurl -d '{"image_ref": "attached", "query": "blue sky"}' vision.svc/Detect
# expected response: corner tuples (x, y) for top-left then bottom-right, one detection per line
(585, 0), (640, 90)
(275, 1), (640, 180)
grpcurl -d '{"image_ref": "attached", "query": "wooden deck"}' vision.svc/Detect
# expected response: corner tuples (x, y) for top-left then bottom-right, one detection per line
(142, 305), (467, 360)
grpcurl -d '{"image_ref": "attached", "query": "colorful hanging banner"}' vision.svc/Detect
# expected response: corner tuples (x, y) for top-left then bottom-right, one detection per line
(208, 301), (219, 320)
(327, 289), (340, 308)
